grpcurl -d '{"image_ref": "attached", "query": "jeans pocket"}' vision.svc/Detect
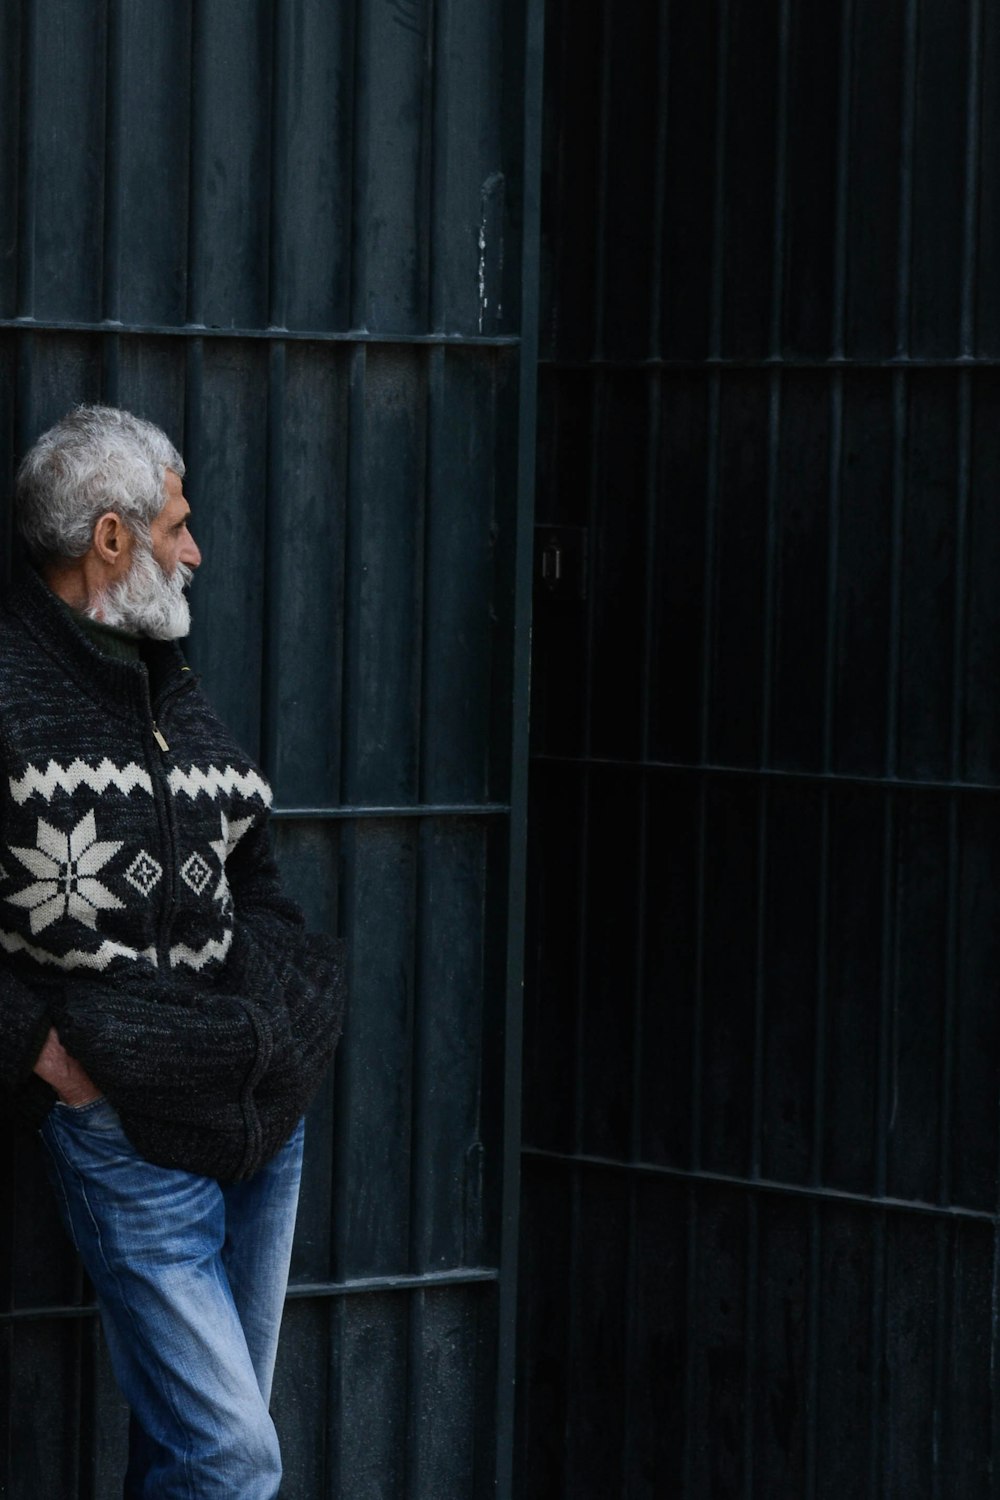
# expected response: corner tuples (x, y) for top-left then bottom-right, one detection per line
(55, 1096), (119, 1130)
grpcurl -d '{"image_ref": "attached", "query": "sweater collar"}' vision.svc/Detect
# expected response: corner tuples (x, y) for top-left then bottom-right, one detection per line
(5, 564), (190, 719)
(54, 597), (143, 664)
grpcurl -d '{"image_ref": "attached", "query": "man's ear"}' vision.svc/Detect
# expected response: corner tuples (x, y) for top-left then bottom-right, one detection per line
(92, 512), (128, 570)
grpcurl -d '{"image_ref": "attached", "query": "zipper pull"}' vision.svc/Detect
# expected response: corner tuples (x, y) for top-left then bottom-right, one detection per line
(152, 724), (170, 753)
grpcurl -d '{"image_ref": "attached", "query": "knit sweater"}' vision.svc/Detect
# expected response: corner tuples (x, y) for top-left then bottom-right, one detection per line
(0, 565), (345, 1180)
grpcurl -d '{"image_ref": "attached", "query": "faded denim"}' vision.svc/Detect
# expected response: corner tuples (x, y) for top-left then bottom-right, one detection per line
(40, 1098), (304, 1500)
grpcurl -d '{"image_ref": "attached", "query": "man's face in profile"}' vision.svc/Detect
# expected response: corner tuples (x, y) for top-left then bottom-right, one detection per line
(93, 470), (202, 640)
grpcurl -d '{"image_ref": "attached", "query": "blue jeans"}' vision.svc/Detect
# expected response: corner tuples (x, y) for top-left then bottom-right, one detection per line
(40, 1098), (304, 1500)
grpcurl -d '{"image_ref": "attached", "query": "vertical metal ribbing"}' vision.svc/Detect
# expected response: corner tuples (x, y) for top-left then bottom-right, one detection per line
(415, 344), (440, 809)
(546, 0), (570, 357)
(558, 31), (612, 1452)
(260, 339), (286, 780)
(940, 372), (971, 1211)
(895, 0), (919, 358)
(15, 0), (37, 321)
(619, 357), (662, 1498)
(619, 5), (670, 1474)
(691, 367), (720, 1500)
(930, 1218), (951, 1500)
(495, 0), (545, 1488)
(952, 94), (979, 1483)
(761, 373), (785, 768)
(338, 308), (368, 809)
(869, 1208), (888, 1498)
(805, 790), (834, 1500)
(267, 0), (289, 331)
(403, 1284), (424, 1499)
(684, 758), (710, 1498)
(100, 0), (122, 327)
(804, 1199), (823, 1500)
(405, 340), (437, 1496)
(746, 341), (781, 1500)
(831, 0), (854, 358)
(67, 1318), (82, 1500)
(324, 345), (367, 1500)
(768, 0), (791, 359)
(990, 1097), (1000, 1491)
(180, 332), (203, 676)
(751, 371), (781, 1172)
(185, 0), (205, 326)
(80, 1315), (101, 1500)
(260, 0), (290, 778)
(591, 0), (614, 362)
(101, 0), (122, 326)
(681, 1179), (699, 1500)
(426, 0), (445, 333)
(708, 0), (731, 360)
(742, 1194), (760, 1500)
(747, 800), (769, 1186)
(560, 398), (601, 1492)
(99, 0), (121, 411)
(415, 0), (436, 334)
(332, 342), (367, 1274)
(699, 374), (721, 770)
(347, 0), (368, 332)
(870, 787), (899, 1497)
(324, 1299), (342, 1500)
(960, 0), (983, 356)
(647, 0), (670, 361)
(822, 371), (843, 778)
(886, 371), (907, 781)
(0, 1323), (9, 1493)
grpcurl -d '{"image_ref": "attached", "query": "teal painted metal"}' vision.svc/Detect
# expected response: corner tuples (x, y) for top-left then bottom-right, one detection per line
(0, 2), (541, 1496)
(519, 0), (1000, 1496)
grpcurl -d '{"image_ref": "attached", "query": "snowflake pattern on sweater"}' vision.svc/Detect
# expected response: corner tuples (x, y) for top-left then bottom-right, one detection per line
(0, 568), (275, 983)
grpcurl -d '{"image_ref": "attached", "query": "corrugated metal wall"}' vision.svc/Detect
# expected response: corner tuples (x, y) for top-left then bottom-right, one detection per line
(0, 2), (541, 1495)
(519, 0), (1000, 1495)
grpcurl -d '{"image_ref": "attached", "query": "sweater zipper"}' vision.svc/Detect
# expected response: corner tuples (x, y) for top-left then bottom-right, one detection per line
(144, 672), (195, 968)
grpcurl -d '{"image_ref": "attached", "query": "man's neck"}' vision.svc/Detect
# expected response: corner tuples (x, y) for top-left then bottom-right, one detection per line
(52, 593), (143, 664)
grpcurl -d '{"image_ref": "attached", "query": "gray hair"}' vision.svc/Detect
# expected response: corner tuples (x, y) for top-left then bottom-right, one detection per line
(15, 405), (185, 564)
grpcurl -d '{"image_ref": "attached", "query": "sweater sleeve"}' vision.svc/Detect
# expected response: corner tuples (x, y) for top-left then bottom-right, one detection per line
(222, 820), (346, 1095)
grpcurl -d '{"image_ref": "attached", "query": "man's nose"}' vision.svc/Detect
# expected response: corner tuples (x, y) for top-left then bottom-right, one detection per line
(181, 534), (202, 570)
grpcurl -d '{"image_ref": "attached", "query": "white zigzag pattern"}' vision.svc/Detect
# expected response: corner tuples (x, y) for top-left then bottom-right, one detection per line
(169, 927), (233, 972)
(10, 759), (153, 805)
(167, 765), (272, 807)
(0, 927), (156, 972)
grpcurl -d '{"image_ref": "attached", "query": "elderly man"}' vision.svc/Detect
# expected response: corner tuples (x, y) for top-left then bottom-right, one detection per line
(1, 406), (344, 1498)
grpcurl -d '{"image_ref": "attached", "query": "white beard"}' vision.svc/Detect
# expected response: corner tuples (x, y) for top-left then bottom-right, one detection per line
(87, 542), (193, 640)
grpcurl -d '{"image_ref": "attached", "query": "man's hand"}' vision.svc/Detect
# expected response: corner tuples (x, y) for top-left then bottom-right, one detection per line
(33, 1027), (102, 1107)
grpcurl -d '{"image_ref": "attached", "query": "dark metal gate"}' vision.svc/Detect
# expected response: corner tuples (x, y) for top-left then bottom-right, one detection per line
(0, 2), (542, 1495)
(519, 0), (1000, 1495)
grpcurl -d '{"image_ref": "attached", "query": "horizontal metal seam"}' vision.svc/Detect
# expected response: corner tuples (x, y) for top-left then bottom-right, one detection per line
(270, 802), (510, 820)
(538, 355), (1000, 371)
(531, 753), (1000, 796)
(521, 1147), (995, 1224)
(1, 1266), (499, 1323)
(0, 317), (520, 348)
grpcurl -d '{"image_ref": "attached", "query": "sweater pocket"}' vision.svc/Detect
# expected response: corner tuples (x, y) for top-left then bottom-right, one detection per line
(57, 984), (274, 1172)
